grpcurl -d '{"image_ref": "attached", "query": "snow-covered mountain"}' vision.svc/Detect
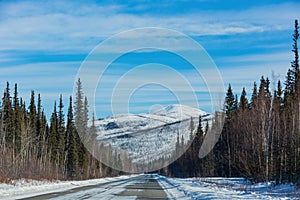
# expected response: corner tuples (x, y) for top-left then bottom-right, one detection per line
(94, 104), (212, 168)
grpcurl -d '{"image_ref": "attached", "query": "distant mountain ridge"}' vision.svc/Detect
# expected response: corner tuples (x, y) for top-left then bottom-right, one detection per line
(94, 104), (212, 165)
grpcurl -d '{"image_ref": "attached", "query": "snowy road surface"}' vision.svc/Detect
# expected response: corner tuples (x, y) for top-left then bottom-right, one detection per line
(1, 174), (299, 199)
(12, 174), (168, 200)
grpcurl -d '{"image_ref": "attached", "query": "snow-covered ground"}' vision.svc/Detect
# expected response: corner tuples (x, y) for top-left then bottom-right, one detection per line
(1, 174), (299, 199)
(157, 175), (300, 199)
(0, 175), (139, 200)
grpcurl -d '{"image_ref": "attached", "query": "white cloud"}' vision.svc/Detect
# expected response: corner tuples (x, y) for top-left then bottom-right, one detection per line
(218, 51), (293, 64)
(0, 1), (299, 52)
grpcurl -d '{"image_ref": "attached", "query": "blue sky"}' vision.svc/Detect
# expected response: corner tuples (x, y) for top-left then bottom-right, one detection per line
(0, 0), (299, 119)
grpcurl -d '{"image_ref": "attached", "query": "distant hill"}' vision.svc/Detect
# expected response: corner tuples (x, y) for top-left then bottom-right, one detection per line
(94, 104), (212, 165)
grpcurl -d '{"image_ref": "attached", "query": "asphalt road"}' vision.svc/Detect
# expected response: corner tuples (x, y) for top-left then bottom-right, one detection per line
(18, 174), (169, 200)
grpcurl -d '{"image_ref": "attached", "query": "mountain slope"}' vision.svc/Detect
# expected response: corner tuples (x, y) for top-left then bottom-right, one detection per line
(94, 104), (212, 169)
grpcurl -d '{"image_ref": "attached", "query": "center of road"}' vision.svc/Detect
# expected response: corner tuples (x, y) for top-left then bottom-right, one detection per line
(116, 175), (168, 199)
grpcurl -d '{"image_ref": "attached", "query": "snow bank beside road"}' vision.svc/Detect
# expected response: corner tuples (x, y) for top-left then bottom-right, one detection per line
(156, 175), (299, 199)
(0, 175), (138, 200)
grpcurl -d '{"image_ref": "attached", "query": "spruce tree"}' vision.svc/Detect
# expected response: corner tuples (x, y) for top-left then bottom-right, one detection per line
(195, 116), (204, 148)
(175, 131), (180, 155)
(225, 84), (235, 119)
(49, 101), (58, 163)
(83, 96), (89, 133)
(265, 77), (271, 98)
(259, 76), (266, 97)
(291, 19), (299, 88)
(251, 82), (258, 109)
(239, 88), (248, 110)
(13, 83), (19, 110)
(65, 96), (77, 178)
(285, 69), (294, 94)
(276, 80), (283, 99)
(89, 112), (99, 177)
(74, 79), (89, 175)
(2, 82), (14, 148)
(194, 115), (204, 175)
(74, 78), (84, 135)
(58, 94), (65, 167)
(29, 90), (37, 138)
(13, 83), (21, 154)
(36, 93), (42, 157)
(40, 109), (48, 166)
(189, 117), (194, 141)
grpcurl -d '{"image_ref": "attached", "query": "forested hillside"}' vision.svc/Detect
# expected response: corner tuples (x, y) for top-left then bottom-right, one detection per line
(161, 19), (300, 186)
